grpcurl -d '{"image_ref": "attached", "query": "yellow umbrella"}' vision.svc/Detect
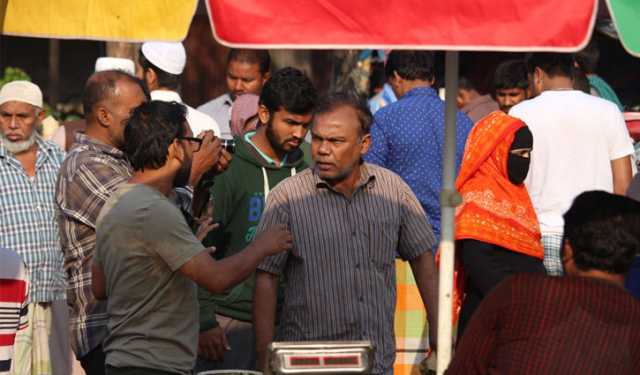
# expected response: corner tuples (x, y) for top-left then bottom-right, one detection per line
(0, 0), (197, 41)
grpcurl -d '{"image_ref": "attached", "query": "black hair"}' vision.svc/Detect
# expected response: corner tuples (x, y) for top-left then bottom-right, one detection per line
(525, 53), (574, 79)
(313, 92), (373, 136)
(83, 70), (147, 116)
(227, 49), (271, 74)
(139, 50), (181, 90)
(385, 51), (435, 82)
(575, 41), (599, 74)
(123, 101), (188, 171)
(563, 191), (640, 274)
(259, 67), (317, 115)
(493, 59), (529, 90)
(368, 61), (386, 98)
(458, 77), (477, 91)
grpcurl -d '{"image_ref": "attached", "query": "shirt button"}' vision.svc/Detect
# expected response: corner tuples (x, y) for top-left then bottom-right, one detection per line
(355, 263), (360, 269)
(359, 296), (364, 302)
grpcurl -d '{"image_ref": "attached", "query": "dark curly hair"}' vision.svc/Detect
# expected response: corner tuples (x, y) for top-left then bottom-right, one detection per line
(385, 51), (435, 82)
(259, 67), (317, 115)
(123, 101), (188, 172)
(313, 92), (372, 136)
(493, 59), (529, 91)
(525, 52), (574, 79)
(563, 191), (640, 274)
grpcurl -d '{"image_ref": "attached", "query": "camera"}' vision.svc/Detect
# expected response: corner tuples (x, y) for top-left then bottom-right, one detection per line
(221, 139), (236, 154)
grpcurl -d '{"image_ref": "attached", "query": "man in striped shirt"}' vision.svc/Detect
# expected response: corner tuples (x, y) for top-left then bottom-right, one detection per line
(253, 93), (439, 375)
(0, 246), (29, 375)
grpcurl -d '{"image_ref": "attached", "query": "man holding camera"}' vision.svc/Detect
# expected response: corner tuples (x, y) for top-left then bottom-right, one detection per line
(196, 67), (317, 372)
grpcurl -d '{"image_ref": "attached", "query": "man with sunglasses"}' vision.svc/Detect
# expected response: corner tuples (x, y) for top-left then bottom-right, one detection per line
(92, 101), (293, 375)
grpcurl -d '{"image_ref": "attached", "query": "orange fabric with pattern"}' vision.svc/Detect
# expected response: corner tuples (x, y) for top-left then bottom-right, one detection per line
(455, 111), (543, 259)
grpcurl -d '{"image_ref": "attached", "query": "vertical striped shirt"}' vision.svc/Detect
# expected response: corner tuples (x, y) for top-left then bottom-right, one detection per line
(0, 136), (66, 303)
(0, 247), (29, 374)
(257, 163), (437, 375)
(56, 133), (132, 358)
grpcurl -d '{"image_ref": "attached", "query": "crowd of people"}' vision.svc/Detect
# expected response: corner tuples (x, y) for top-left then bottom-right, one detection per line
(0, 42), (638, 375)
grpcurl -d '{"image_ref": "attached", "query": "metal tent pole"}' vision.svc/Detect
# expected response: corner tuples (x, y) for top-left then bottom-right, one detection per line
(436, 50), (460, 375)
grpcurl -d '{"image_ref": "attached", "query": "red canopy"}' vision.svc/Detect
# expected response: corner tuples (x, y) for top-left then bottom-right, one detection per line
(206, 0), (597, 51)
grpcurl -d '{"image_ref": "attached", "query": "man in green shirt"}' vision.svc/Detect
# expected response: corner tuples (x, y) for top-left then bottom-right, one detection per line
(196, 67), (317, 372)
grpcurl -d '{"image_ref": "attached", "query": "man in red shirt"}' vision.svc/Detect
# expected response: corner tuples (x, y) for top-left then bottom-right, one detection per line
(447, 190), (640, 375)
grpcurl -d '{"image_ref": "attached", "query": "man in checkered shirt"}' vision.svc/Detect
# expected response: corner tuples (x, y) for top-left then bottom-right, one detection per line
(0, 81), (69, 374)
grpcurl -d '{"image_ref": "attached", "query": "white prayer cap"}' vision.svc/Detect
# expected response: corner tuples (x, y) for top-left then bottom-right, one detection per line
(141, 42), (186, 75)
(95, 57), (135, 75)
(0, 81), (43, 108)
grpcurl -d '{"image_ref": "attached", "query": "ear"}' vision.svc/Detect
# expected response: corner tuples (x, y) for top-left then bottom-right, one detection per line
(96, 106), (111, 127)
(261, 72), (271, 84)
(168, 138), (185, 164)
(145, 68), (157, 90)
(534, 67), (544, 86)
(37, 109), (46, 121)
(360, 133), (371, 156)
(257, 104), (270, 125)
(561, 239), (574, 264)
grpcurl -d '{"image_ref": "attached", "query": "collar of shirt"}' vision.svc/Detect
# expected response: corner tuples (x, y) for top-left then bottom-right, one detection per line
(244, 131), (288, 166)
(0, 135), (58, 163)
(74, 132), (127, 160)
(222, 93), (233, 107)
(313, 163), (376, 196)
(151, 90), (183, 103)
(403, 86), (438, 100)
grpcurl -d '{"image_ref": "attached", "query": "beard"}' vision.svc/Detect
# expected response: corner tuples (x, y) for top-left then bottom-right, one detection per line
(173, 156), (192, 188)
(0, 131), (37, 155)
(265, 119), (301, 155)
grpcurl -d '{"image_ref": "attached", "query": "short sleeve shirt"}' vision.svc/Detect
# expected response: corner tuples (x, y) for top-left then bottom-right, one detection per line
(256, 164), (436, 375)
(95, 183), (205, 374)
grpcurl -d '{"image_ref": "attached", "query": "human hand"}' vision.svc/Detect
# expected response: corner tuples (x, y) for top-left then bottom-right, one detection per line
(253, 224), (293, 256)
(195, 217), (219, 242)
(198, 325), (230, 361)
(189, 131), (222, 186)
(213, 149), (233, 174)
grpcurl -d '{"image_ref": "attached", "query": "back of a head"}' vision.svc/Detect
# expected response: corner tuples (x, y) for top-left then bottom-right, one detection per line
(385, 51), (435, 82)
(228, 49), (271, 74)
(564, 191), (640, 274)
(525, 52), (574, 79)
(138, 45), (183, 90)
(83, 70), (147, 117)
(314, 92), (373, 136)
(123, 101), (187, 172)
(494, 59), (529, 90)
(575, 41), (600, 74)
(259, 67), (317, 115)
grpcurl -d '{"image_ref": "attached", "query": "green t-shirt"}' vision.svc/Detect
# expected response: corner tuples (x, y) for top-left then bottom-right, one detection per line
(95, 183), (205, 374)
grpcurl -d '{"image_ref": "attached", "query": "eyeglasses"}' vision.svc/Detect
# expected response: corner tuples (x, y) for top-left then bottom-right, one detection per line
(176, 136), (203, 152)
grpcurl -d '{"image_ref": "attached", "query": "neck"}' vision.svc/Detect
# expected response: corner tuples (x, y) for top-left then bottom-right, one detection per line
(128, 166), (177, 197)
(252, 126), (284, 163)
(543, 77), (574, 91)
(402, 80), (431, 96)
(84, 121), (118, 148)
(573, 269), (626, 288)
(325, 163), (362, 198)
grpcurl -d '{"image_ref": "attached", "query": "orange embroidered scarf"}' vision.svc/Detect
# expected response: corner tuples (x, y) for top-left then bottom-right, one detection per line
(455, 111), (543, 259)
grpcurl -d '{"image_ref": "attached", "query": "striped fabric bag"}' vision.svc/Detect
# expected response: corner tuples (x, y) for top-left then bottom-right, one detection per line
(394, 260), (431, 375)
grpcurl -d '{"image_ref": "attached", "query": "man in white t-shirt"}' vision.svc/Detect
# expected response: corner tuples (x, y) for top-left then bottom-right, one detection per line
(509, 52), (633, 276)
(138, 42), (221, 137)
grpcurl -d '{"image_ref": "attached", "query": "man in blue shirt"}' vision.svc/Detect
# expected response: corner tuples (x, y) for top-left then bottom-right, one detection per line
(365, 51), (474, 240)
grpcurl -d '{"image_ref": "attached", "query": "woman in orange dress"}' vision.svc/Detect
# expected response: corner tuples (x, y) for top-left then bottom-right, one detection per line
(455, 111), (545, 338)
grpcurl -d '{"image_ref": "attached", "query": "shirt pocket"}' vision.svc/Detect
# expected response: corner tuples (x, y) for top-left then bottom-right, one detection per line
(366, 215), (398, 272)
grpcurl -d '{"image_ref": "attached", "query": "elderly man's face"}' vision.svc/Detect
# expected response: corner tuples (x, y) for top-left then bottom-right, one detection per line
(0, 101), (43, 154)
(311, 105), (370, 183)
